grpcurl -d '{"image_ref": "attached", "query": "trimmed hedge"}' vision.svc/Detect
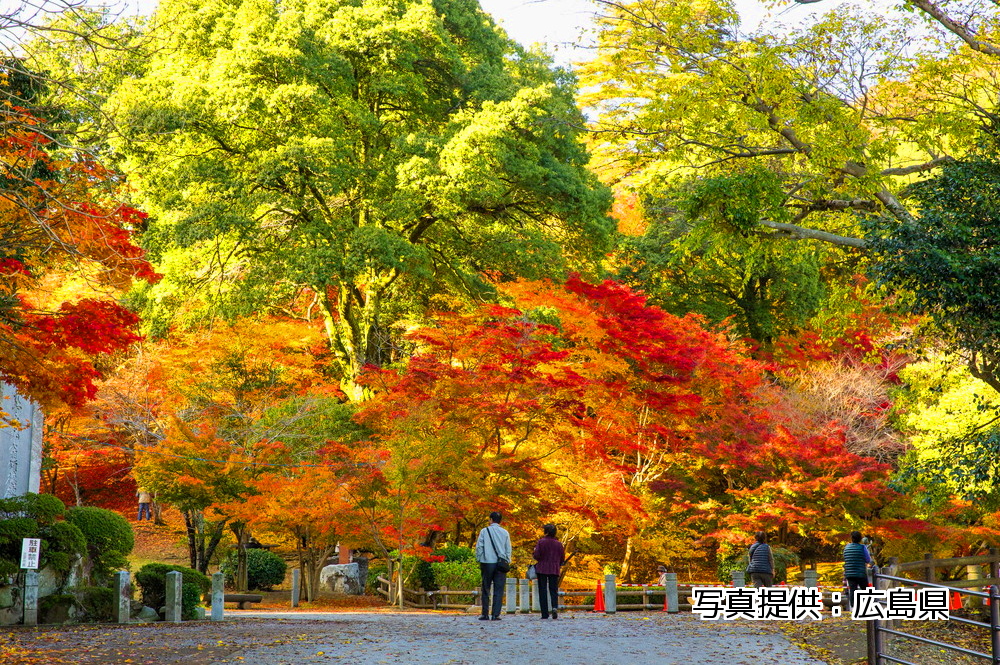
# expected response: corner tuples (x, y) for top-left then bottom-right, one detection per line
(135, 563), (211, 611)
(66, 506), (134, 581)
(221, 548), (287, 591)
(0, 493), (84, 579)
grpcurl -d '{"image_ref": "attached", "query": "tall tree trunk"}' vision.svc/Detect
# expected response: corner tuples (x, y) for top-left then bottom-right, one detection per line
(184, 510), (198, 570)
(620, 535), (635, 583)
(230, 522), (249, 591)
(202, 521), (227, 575)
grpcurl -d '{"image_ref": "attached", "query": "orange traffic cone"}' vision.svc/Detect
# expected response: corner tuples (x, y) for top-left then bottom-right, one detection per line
(593, 582), (605, 613)
(949, 591), (962, 611)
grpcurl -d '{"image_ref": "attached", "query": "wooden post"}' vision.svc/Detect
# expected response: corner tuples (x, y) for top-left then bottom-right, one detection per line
(990, 548), (999, 581)
(116, 571), (131, 624)
(505, 578), (517, 614)
(923, 552), (934, 584)
(665, 573), (679, 613)
(967, 563), (984, 608)
(165, 571), (183, 622)
(866, 616), (879, 665)
(23, 570), (38, 626)
(604, 574), (616, 614)
(211, 572), (224, 621)
(387, 559), (394, 605)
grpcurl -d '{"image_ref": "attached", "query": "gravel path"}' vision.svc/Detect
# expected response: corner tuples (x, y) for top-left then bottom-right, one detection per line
(225, 611), (826, 665)
(10, 611), (827, 664)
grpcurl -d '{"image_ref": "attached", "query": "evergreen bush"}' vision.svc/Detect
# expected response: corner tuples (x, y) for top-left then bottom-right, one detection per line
(0, 493), (83, 579)
(66, 506), (134, 581)
(75, 586), (115, 622)
(135, 563), (211, 610)
(181, 582), (203, 620)
(220, 548), (287, 590)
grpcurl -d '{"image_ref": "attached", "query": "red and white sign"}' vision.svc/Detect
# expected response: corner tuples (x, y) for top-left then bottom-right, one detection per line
(20, 538), (40, 569)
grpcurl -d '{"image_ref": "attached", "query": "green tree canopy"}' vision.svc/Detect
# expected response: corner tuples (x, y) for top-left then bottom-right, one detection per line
(111, 0), (613, 394)
(866, 143), (1000, 392)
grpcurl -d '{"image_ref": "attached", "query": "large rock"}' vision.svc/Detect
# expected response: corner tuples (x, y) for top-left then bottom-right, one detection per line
(38, 566), (62, 598)
(319, 563), (362, 595)
(0, 585), (15, 610)
(135, 606), (159, 623)
(40, 595), (75, 624)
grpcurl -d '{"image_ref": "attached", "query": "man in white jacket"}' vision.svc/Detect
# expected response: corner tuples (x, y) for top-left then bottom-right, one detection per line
(475, 511), (512, 620)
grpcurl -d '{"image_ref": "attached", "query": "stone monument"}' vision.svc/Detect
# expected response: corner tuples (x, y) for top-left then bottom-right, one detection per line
(0, 382), (43, 499)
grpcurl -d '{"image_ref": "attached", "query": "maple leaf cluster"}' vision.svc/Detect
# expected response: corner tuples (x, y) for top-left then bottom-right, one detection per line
(0, 98), (157, 408)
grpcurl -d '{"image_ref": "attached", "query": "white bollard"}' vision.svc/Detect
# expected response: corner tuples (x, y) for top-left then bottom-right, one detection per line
(519, 578), (530, 613)
(664, 572), (679, 614)
(291, 569), (301, 609)
(116, 571), (131, 624)
(165, 571), (183, 622)
(604, 574), (616, 614)
(731, 570), (746, 587)
(531, 578), (540, 613)
(505, 578), (517, 613)
(211, 572), (224, 621)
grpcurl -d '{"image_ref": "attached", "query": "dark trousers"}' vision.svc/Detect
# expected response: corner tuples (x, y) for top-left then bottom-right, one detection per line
(750, 572), (773, 588)
(846, 576), (868, 610)
(480, 562), (506, 618)
(138, 503), (151, 521)
(537, 573), (559, 618)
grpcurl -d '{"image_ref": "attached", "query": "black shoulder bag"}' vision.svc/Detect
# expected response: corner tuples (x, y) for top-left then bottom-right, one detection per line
(485, 527), (510, 573)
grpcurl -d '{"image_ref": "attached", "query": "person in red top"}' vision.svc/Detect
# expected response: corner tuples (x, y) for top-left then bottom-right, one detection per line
(532, 523), (566, 619)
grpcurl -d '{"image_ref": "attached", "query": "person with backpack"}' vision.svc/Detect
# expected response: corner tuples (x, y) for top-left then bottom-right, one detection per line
(475, 511), (512, 621)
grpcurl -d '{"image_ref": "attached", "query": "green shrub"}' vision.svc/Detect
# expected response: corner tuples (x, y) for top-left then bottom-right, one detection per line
(0, 492), (65, 522)
(0, 494), (83, 581)
(220, 548), (287, 591)
(367, 563), (388, 593)
(75, 586), (115, 622)
(43, 521), (87, 574)
(771, 547), (800, 584)
(135, 563), (211, 610)
(430, 559), (480, 591)
(615, 589), (666, 607)
(39, 593), (77, 624)
(19, 494), (67, 525)
(436, 545), (475, 563)
(716, 548), (745, 584)
(66, 507), (134, 580)
(181, 582), (203, 620)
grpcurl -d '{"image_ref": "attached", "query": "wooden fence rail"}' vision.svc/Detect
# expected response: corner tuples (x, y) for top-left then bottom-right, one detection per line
(376, 574), (699, 613)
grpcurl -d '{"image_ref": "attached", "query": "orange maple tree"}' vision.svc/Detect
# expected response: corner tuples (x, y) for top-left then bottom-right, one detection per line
(347, 277), (898, 576)
(0, 65), (156, 410)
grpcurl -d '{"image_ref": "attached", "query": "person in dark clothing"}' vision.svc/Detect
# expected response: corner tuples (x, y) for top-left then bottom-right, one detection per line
(843, 530), (872, 610)
(747, 531), (775, 587)
(532, 523), (565, 619)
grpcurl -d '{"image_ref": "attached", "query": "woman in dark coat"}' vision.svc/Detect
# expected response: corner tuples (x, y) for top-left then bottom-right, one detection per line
(532, 523), (565, 619)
